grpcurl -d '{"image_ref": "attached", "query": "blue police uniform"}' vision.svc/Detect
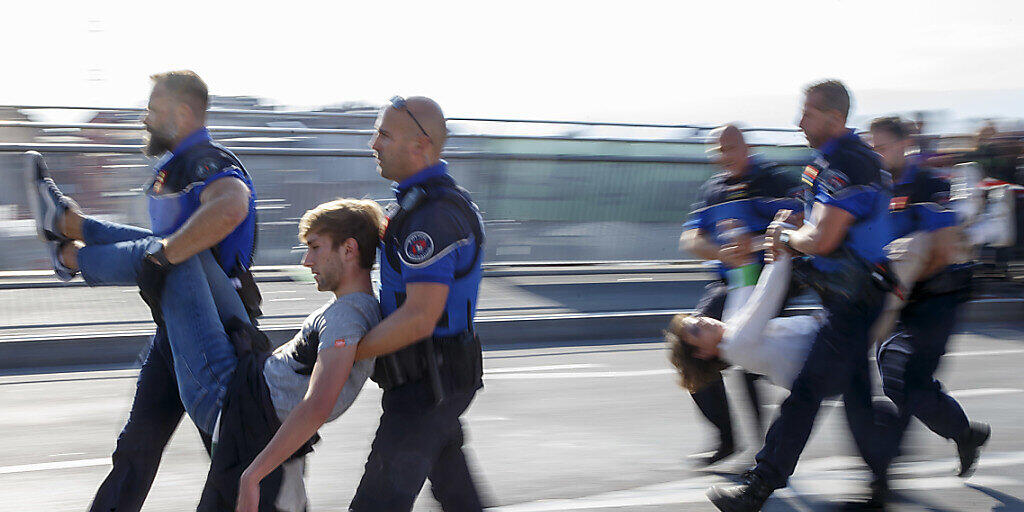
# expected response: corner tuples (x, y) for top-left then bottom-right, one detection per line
(89, 128), (258, 512)
(752, 129), (893, 489)
(682, 158), (802, 458)
(875, 163), (973, 470)
(351, 160), (485, 512)
(147, 128), (257, 276)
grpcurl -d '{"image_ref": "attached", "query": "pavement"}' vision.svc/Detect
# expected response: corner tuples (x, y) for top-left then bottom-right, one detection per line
(1, 326), (1023, 511)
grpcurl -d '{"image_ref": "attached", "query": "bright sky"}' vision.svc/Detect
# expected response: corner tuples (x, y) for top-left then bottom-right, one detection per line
(5, 0), (1023, 126)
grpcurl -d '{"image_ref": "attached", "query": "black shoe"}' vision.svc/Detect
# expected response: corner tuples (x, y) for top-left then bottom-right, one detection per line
(23, 150), (75, 242)
(836, 478), (889, 510)
(706, 470), (773, 511)
(957, 422), (991, 477)
(690, 441), (738, 468)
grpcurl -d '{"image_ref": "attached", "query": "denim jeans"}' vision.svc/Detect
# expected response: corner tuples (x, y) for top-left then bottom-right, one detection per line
(77, 216), (245, 434)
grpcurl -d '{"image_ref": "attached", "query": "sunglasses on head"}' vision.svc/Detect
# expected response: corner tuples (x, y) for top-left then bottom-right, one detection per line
(389, 96), (432, 143)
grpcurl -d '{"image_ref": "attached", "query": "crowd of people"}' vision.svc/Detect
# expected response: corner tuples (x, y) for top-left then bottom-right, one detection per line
(19, 70), (1021, 511)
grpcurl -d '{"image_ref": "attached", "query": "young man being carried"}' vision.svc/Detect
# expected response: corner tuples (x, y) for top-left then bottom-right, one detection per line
(202, 198), (383, 512)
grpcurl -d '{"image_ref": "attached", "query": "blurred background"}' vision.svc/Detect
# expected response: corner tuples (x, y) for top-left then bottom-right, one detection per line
(2, 2), (1024, 511)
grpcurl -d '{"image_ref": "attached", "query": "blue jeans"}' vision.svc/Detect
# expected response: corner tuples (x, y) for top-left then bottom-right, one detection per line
(77, 217), (245, 434)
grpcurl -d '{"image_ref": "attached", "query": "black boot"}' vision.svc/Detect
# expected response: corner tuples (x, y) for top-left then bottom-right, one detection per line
(690, 438), (738, 468)
(706, 470), (773, 511)
(956, 421), (991, 477)
(836, 477), (889, 510)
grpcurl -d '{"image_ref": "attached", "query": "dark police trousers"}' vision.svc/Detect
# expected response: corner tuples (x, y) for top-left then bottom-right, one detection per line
(875, 291), (970, 468)
(690, 281), (764, 444)
(754, 283), (888, 488)
(88, 328), (213, 512)
(349, 379), (482, 512)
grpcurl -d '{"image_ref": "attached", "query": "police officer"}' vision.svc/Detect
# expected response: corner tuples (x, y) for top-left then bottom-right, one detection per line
(22, 71), (260, 511)
(350, 96), (485, 511)
(707, 80), (894, 511)
(869, 117), (990, 496)
(680, 124), (802, 466)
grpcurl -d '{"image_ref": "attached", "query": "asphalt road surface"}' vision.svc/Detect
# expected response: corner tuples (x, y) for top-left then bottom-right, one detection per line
(1, 323), (1023, 511)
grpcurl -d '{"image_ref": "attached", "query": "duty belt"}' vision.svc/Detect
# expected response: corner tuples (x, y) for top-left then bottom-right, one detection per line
(371, 331), (483, 404)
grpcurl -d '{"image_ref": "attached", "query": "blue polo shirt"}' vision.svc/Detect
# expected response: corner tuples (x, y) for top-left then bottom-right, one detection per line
(683, 157), (803, 274)
(379, 161), (484, 337)
(802, 129), (892, 271)
(146, 128), (258, 275)
(888, 162), (957, 240)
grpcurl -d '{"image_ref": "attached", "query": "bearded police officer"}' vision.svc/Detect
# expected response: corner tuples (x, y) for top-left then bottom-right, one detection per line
(349, 96), (486, 512)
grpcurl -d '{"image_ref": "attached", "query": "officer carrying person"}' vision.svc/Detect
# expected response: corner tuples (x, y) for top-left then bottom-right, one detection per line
(348, 96), (487, 511)
(22, 70), (262, 511)
(707, 79), (896, 511)
(867, 116), (991, 503)
(679, 124), (802, 466)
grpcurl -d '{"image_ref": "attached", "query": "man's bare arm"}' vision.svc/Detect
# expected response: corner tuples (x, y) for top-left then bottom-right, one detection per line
(162, 176), (250, 264)
(355, 282), (449, 360)
(783, 202), (855, 256)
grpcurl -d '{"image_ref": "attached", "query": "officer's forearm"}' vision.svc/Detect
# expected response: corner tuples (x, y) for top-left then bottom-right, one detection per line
(920, 226), (957, 278)
(355, 306), (435, 360)
(163, 193), (248, 264)
(680, 229), (720, 261)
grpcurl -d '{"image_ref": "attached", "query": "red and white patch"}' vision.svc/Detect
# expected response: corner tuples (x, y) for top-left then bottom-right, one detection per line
(334, 338), (347, 348)
(890, 196), (909, 210)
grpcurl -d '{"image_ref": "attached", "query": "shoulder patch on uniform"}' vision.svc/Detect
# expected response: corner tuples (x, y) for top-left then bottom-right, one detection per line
(194, 157), (225, 180)
(403, 231), (434, 263)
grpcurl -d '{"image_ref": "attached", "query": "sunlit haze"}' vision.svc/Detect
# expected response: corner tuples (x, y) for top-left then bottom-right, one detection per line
(5, 0), (1024, 127)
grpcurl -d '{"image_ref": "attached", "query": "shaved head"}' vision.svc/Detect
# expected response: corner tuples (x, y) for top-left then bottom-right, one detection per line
(370, 95), (449, 182)
(708, 124), (750, 176)
(402, 96), (448, 150)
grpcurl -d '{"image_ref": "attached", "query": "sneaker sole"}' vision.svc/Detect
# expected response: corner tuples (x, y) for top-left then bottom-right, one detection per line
(22, 151), (62, 242)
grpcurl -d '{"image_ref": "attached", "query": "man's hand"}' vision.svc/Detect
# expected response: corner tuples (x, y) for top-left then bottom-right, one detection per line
(765, 210), (796, 263)
(717, 242), (749, 268)
(236, 470), (260, 512)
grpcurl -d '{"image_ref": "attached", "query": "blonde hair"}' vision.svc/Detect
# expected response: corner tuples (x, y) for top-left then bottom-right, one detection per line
(298, 199), (385, 269)
(665, 313), (729, 392)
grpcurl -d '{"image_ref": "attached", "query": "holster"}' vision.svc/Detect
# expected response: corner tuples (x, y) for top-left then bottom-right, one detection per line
(371, 331), (483, 405)
(792, 248), (897, 306)
(909, 265), (974, 302)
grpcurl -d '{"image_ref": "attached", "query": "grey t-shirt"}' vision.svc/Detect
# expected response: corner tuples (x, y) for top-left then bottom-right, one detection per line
(263, 292), (380, 422)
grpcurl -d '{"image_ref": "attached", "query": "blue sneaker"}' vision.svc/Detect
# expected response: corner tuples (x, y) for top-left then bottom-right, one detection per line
(23, 151), (75, 242)
(49, 241), (78, 282)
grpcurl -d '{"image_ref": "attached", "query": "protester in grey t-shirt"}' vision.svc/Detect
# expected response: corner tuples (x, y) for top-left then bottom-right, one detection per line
(237, 198), (386, 512)
(263, 293), (379, 422)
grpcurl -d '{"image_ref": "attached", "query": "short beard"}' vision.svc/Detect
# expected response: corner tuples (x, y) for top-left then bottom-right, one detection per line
(143, 129), (176, 157)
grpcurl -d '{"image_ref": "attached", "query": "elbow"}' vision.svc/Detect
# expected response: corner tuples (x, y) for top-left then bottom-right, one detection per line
(411, 310), (440, 340)
(218, 200), (250, 232)
(307, 396), (335, 422)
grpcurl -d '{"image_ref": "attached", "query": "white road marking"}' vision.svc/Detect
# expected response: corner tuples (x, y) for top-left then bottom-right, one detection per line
(0, 458), (109, 475)
(945, 349), (1024, 358)
(489, 452), (1024, 511)
(485, 369), (675, 380)
(766, 388), (1024, 410)
(485, 364), (604, 374)
(616, 277), (653, 282)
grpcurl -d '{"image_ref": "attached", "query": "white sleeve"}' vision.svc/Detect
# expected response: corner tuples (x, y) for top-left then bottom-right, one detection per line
(720, 254), (792, 360)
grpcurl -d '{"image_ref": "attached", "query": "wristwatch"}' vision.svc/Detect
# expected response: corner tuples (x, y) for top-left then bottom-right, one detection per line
(778, 231), (794, 252)
(145, 239), (172, 268)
